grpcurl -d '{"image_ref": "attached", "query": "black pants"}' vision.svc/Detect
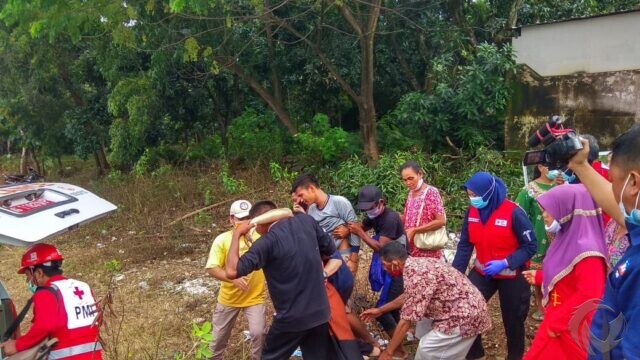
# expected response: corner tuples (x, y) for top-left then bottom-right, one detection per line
(377, 275), (404, 332)
(466, 270), (530, 360)
(261, 322), (336, 360)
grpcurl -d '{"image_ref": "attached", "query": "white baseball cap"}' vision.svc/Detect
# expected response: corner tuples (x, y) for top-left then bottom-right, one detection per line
(230, 200), (252, 218)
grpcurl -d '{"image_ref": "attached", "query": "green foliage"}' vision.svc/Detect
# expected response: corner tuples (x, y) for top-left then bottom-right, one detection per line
(104, 259), (122, 273)
(197, 177), (216, 206)
(269, 161), (299, 184)
(174, 321), (214, 360)
(322, 148), (523, 230)
(382, 43), (517, 152)
(227, 109), (288, 164)
(134, 148), (161, 176)
(219, 163), (247, 195)
(292, 113), (359, 166)
(185, 135), (224, 164)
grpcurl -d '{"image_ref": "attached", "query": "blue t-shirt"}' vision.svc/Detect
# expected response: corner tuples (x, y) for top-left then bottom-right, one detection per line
(588, 223), (640, 359)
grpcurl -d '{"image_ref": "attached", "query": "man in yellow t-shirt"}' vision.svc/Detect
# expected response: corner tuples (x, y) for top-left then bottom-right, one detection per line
(205, 200), (266, 360)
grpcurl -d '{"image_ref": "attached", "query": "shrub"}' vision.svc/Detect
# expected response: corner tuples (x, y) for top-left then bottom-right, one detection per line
(184, 135), (224, 163)
(292, 113), (359, 167)
(321, 148), (523, 230)
(227, 109), (288, 164)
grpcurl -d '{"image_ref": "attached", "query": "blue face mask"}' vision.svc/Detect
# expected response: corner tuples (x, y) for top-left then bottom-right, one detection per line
(469, 178), (495, 209)
(547, 170), (560, 181)
(619, 174), (640, 226)
(469, 196), (488, 209)
(562, 170), (576, 183)
(27, 280), (37, 294)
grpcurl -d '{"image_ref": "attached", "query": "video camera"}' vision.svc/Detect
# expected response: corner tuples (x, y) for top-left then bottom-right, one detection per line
(522, 115), (583, 170)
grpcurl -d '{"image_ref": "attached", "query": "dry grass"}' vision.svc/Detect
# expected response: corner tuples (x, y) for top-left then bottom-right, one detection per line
(0, 160), (538, 359)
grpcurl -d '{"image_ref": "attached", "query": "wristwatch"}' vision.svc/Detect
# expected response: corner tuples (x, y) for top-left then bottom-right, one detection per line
(323, 270), (329, 279)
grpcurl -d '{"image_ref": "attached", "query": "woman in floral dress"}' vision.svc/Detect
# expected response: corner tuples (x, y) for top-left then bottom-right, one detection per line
(399, 160), (446, 258)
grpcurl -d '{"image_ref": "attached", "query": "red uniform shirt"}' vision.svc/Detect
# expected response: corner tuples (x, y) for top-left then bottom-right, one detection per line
(468, 201), (521, 278)
(15, 275), (102, 359)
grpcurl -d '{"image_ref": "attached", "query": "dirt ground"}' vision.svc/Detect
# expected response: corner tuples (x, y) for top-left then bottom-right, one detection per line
(0, 165), (541, 359)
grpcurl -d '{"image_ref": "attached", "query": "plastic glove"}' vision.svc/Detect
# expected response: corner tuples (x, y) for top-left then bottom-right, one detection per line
(484, 259), (509, 277)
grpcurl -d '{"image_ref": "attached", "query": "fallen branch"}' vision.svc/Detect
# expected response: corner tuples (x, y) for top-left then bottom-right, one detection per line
(168, 188), (266, 226)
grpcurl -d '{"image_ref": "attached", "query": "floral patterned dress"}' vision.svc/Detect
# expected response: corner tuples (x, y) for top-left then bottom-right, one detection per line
(401, 257), (491, 337)
(604, 219), (630, 268)
(403, 185), (445, 258)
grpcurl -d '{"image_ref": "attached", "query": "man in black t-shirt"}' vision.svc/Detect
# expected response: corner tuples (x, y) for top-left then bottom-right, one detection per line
(225, 201), (337, 360)
(349, 185), (407, 339)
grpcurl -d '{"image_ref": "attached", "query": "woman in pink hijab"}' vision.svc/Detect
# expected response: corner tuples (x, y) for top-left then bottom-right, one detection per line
(523, 184), (608, 359)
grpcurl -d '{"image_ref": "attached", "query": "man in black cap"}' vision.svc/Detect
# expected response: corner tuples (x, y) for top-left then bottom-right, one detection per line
(348, 185), (408, 344)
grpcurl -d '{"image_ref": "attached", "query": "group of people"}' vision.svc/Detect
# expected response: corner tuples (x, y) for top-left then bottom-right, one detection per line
(210, 126), (640, 360)
(1, 125), (639, 360)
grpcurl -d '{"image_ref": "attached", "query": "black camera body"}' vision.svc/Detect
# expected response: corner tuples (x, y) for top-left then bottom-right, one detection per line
(522, 115), (583, 170)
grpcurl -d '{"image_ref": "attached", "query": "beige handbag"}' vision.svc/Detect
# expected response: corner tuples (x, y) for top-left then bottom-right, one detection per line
(413, 186), (448, 250)
(6, 338), (58, 360)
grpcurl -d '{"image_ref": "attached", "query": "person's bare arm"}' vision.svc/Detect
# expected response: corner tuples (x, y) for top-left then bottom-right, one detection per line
(207, 267), (248, 292)
(348, 222), (391, 252)
(225, 221), (252, 280)
(324, 258), (342, 277)
(569, 138), (625, 227)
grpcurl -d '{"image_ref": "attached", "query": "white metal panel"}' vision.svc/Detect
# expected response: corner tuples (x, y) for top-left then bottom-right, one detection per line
(0, 183), (117, 246)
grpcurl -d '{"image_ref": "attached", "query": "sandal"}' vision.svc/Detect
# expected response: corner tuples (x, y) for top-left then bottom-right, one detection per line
(368, 346), (381, 357)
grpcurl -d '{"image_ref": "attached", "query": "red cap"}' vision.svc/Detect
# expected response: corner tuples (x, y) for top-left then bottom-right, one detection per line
(18, 243), (63, 274)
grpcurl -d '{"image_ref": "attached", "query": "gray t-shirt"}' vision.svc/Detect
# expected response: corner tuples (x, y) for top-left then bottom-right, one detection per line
(307, 195), (360, 249)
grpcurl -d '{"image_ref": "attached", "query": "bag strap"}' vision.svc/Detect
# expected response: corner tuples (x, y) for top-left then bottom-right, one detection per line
(415, 186), (430, 227)
(1, 286), (58, 342)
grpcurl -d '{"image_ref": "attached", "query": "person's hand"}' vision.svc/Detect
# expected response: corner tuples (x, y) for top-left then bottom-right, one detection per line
(0, 339), (18, 355)
(568, 138), (591, 171)
(379, 350), (393, 360)
(522, 270), (538, 285)
(231, 277), (249, 292)
(484, 259), (508, 277)
(360, 307), (383, 322)
(347, 222), (364, 236)
(406, 228), (416, 242)
(547, 329), (559, 338)
(292, 203), (306, 214)
(332, 225), (350, 239)
(233, 220), (253, 236)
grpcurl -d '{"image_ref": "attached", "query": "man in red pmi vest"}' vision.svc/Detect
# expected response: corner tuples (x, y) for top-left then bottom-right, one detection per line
(0, 243), (102, 359)
(452, 172), (537, 360)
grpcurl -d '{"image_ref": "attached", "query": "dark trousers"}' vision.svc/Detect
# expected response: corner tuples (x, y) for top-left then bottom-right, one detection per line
(377, 275), (404, 332)
(466, 270), (530, 360)
(261, 322), (335, 360)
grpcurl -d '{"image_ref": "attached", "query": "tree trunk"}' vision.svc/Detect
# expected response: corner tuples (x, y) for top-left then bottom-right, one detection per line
(359, 0), (381, 163)
(57, 157), (64, 176)
(219, 58), (297, 135)
(20, 147), (29, 174)
(264, 0), (283, 106)
(94, 145), (110, 176)
(29, 148), (42, 175)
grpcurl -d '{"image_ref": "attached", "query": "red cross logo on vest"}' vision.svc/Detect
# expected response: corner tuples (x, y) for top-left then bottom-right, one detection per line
(73, 286), (85, 300)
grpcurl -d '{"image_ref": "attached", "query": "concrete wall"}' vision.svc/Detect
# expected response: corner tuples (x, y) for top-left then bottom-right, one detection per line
(512, 11), (640, 76)
(505, 66), (639, 150)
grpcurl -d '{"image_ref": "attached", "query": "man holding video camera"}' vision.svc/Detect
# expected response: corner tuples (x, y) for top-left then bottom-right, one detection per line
(567, 126), (640, 359)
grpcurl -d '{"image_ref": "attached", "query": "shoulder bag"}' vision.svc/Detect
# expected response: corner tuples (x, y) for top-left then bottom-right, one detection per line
(413, 186), (448, 250)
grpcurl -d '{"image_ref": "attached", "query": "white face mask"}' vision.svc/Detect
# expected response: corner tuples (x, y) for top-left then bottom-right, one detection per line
(545, 219), (561, 234)
(412, 178), (424, 192)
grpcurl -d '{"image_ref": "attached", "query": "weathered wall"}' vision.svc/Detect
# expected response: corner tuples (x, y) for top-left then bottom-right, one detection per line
(505, 66), (639, 150)
(512, 10), (640, 76)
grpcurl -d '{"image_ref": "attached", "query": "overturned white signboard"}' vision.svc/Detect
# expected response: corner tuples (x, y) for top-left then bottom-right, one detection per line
(0, 183), (117, 246)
